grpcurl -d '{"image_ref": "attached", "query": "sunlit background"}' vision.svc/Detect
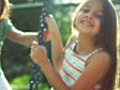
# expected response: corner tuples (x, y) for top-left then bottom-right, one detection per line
(1, 0), (119, 90)
(55, 0), (82, 3)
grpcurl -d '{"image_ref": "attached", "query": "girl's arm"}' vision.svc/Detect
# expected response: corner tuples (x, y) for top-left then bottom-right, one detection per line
(45, 16), (78, 71)
(2, 18), (49, 45)
(31, 42), (111, 90)
(6, 28), (51, 45)
(30, 41), (69, 90)
(57, 35), (78, 72)
(70, 52), (111, 90)
(45, 16), (64, 71)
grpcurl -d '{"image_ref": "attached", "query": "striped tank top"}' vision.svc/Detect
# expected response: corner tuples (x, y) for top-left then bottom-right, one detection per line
(59, 41), (103, 90)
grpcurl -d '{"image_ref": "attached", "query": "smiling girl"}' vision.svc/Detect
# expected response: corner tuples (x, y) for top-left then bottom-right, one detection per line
(30, 0), (118, 90)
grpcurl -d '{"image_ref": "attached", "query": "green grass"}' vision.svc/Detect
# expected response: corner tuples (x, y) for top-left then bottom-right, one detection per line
(11, 84), (50, 90)
(10, 74), (31, 84)
(10, 74), (50, 90)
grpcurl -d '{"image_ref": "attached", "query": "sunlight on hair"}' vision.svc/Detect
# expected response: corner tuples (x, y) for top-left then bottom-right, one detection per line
(116, 14), (120, 90)
(62, 0), (82, 3)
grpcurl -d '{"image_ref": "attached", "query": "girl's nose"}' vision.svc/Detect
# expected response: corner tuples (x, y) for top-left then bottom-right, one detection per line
(86, 12), (94, 19)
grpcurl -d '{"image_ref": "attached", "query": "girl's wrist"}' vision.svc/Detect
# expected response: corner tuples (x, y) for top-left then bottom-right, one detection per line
(39, 58), (51, 70)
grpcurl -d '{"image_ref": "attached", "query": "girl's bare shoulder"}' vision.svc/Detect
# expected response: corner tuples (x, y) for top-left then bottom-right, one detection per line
(92, 51), (111, 61)
(86, 50), (111, 68)
(64, 34), (78, 51)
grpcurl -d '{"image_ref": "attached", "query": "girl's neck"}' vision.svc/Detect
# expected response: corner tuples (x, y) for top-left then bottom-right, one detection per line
(75, 34), (99, 55)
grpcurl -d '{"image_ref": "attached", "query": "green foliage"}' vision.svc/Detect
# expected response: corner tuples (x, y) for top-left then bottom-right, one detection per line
(52, 5), (76, 45)
(11, 74), (31, 84)
(2, 5), (43, 81)
(2, 2), (77, 89)
(10, 74), (50, 89)
(1, 0), (120, 89)
(10, 0), (27, 4)
(112, 0), (120, 4)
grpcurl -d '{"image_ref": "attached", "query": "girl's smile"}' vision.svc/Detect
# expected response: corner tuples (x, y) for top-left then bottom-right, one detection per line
(81, 19), (94, 27)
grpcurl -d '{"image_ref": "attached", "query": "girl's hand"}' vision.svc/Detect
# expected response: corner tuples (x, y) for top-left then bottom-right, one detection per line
(40, 16), (51, 42)
(43, 30), (51, 42)
(42, 15), (58, 42)
(45, 15), (58, 34)
(30, 41), (49, 67)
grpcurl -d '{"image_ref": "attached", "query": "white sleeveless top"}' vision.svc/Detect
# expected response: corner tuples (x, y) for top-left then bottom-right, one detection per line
(59, 41), (103, 90)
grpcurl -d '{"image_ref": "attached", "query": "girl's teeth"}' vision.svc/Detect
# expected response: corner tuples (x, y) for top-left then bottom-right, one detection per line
(84, 22), (90, 26)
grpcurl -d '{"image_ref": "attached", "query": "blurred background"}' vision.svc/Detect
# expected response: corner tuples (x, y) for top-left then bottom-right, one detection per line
(1, 0), (120, 90)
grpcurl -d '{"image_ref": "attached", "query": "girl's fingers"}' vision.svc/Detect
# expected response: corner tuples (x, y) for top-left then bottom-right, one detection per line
(44, 30), (50, 35)
(31, 41), (45, 52)
(43, 31), (51, 42)
(45, 15), (53, 22)
(32, 41), (39, 47)
(40, 15), (43, 18)
(48, 14), (53, 18)
(32, 40), (38, 44)
(31, 41), (39, 54)
(45, 17), (49, 22)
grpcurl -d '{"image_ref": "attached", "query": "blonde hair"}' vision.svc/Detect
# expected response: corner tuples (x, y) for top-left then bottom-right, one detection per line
(115, 13), (120, 90)
(0, 0), (12, 20)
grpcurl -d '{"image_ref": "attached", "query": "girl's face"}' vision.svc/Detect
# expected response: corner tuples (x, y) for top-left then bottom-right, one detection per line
(74, 0), (103, 37)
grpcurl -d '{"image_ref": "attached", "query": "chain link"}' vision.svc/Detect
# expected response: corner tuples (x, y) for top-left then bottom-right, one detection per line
(29, 0), (51, 90)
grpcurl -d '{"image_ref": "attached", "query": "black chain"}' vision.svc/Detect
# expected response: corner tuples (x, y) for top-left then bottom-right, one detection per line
(29, 0), (51, 90)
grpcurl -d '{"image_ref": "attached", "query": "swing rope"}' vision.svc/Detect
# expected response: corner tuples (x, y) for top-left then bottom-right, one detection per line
(29, 0), (51, 90)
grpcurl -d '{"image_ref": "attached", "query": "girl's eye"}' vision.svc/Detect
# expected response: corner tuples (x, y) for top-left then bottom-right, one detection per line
(95, 14), (103, 19)
(82, 9), (90, 13)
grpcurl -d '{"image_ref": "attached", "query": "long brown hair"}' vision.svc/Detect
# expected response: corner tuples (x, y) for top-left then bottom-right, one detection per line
(97, 1), (117, 89)
(72, 0), (118, 90)
(0, 0), (12, 20)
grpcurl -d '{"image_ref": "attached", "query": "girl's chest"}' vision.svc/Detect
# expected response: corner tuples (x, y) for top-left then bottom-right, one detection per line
(63, 48), (88, 73)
